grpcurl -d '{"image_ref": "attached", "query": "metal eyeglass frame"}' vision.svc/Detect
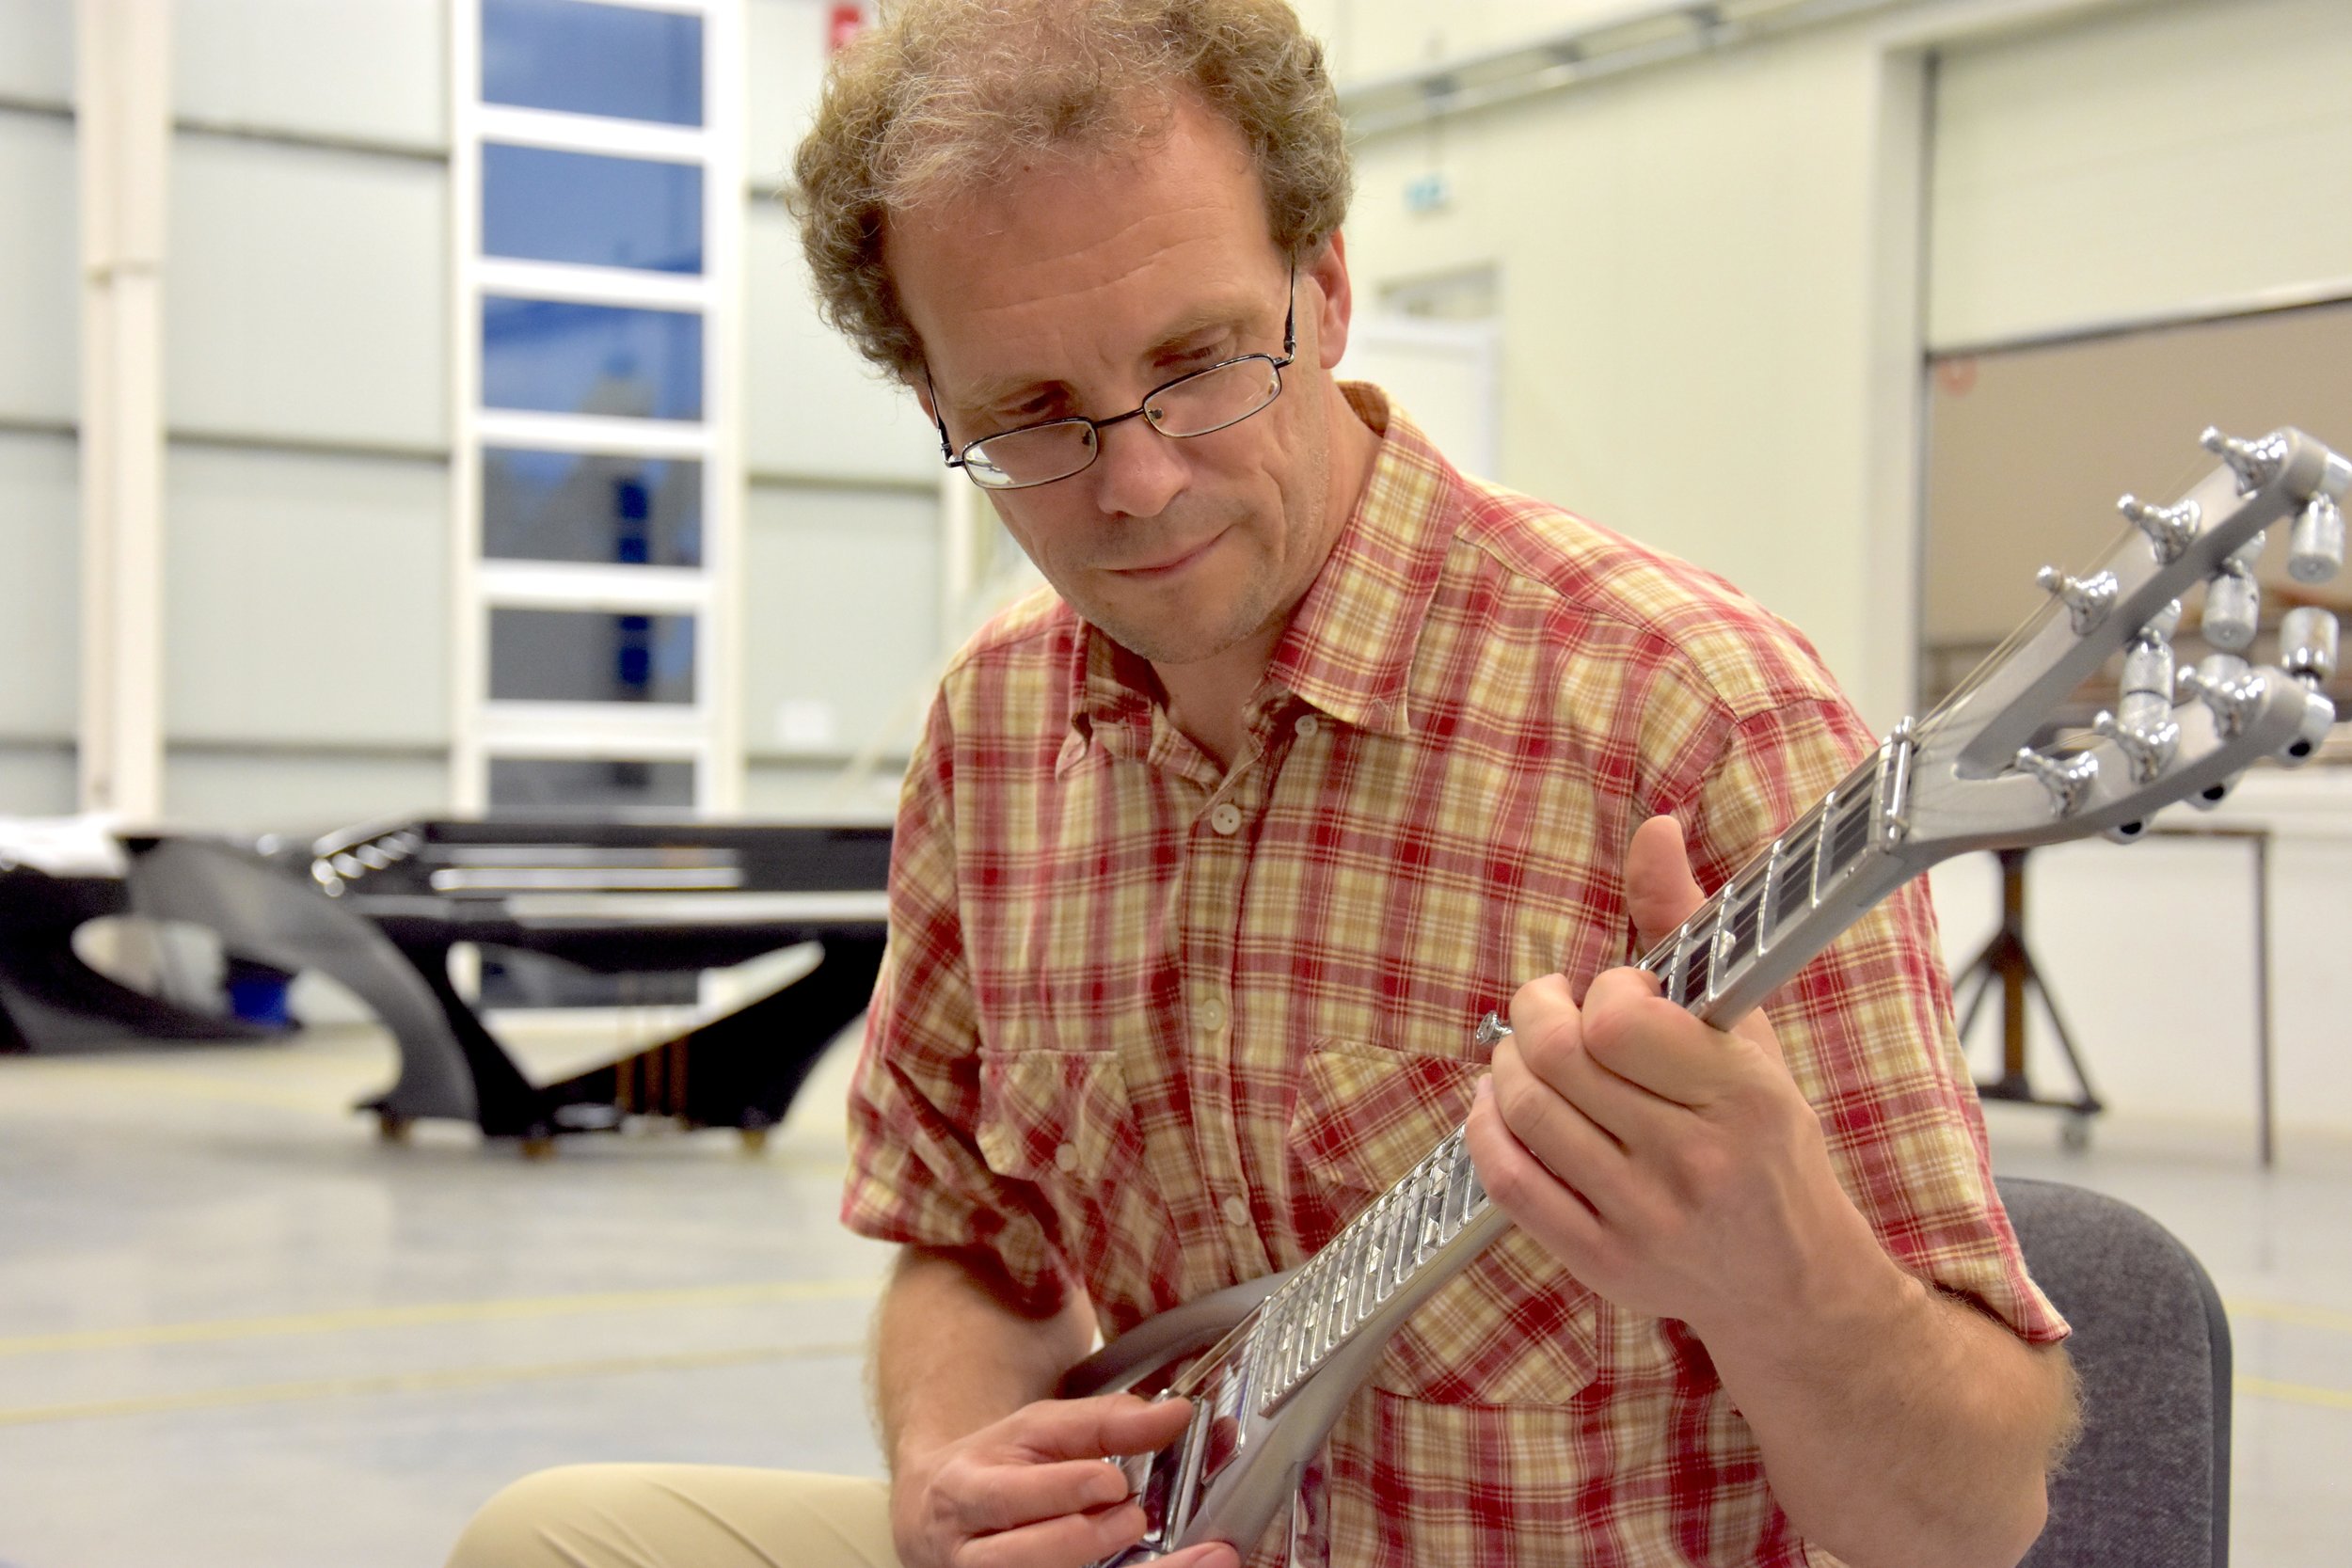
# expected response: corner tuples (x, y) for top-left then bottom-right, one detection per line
(926, 273), (1298, 492)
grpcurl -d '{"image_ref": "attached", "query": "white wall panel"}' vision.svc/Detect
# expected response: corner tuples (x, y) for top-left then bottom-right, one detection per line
(745, 0), (830, 188)
(0, 744), (75, 816)
(168, 136), (448, 449)
(0, 0), (74, 105)
(165, 444), (450, 747)
(744, 203), (937, 482)
(744, 757), (901, 818)
(1931, 804), (2352, 1140)
(0, 113), (79, 424)
(1343, 20), (1925, 726)
(1928, 0), (2352, 350)
(175, 0), (447, 150)
(1293, 0), (1655, 84)
(163, 748), (449, 832)
(0, 433), (77, 740)
(742, 483), (938, 766)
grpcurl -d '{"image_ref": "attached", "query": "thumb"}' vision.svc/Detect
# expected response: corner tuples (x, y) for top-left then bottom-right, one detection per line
(1624, 815), (1707, 953)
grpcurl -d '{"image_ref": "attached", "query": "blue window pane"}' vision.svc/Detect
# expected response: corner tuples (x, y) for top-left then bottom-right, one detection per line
(484, 448), (702, 566)
(482, 0), (702, 126)
(484, 145), (703, 274)
(483, 297), (703, 420)
(489, 609), (697, 705)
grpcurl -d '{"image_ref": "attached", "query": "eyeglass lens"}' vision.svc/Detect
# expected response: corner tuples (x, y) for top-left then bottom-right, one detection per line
(962, 356), (1284, 490)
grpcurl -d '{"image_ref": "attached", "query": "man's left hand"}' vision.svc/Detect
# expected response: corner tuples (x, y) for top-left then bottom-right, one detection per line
(1463, 814), (1887, 1337)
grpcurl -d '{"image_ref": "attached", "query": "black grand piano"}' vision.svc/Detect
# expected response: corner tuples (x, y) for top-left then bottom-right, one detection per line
(117, 817), (892, 1154)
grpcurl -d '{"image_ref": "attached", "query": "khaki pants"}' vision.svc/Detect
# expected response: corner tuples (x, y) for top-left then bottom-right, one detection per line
(446, 1465), (898, 1568)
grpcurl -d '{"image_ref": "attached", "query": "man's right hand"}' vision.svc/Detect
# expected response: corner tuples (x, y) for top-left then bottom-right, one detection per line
(890, 1393), (1242, 1568)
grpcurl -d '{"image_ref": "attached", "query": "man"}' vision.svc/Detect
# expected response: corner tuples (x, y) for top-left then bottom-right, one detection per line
(450, 3), (2075, 1565)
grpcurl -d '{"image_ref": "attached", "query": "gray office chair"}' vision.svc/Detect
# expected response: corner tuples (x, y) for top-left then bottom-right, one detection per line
(1995, 1176), (2232, 1568)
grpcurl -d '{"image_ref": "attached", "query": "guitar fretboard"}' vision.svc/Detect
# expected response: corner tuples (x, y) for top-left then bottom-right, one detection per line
(1239, 736), (1906, 1418)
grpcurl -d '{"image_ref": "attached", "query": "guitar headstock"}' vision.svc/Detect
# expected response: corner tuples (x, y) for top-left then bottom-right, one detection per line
(1899, 424), (2346, 863)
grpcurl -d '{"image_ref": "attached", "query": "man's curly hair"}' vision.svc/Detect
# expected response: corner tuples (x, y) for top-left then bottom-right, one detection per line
(787, 0), (1352, 381)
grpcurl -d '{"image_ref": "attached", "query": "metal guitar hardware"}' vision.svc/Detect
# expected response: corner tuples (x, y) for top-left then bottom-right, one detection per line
(2202, 426), (2289, 494)
(2036, 566), (2117, 635)
(2289, 494), (2344, 583)
(2119, 494), (2201, 562)
(2174, 664), (2266, 739)
(2013, 748), (2098, 817)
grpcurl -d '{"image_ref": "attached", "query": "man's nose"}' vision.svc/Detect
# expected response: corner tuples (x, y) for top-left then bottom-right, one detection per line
(1089, 413), (1188, 519)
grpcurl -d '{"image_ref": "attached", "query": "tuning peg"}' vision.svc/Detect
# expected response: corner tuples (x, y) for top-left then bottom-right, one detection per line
(2036, 566), (2118, 634)
(2200, 545), (2261, 652)
(2175, 661), (2265, 738)
(2290, 494), (2344, 583)
(2118, 617), (2177, 731)
(2201, 426), (2289, 495)
(2014, 747), (2098, 817)
(2280, 607), (2340, 686)
(2094, 708), (2179, 783)
(2119, 495), (2201, 562)
(2275, 607), (2341, 769)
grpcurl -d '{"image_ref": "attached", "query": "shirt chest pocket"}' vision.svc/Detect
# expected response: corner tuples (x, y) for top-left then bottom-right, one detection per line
(1287, 1039), (1600, 1405)
(973, 1046), (1153, 1261)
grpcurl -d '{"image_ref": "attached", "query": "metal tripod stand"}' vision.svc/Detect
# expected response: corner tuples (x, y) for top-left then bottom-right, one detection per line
(1953, 847), (2104, 1148)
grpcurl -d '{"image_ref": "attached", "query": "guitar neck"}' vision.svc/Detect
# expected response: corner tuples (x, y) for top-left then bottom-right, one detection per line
(1235, 728), (1920, 1420)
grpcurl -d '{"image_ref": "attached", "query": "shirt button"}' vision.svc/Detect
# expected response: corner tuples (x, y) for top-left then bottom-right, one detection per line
(1295, 713), (1321, 738)
(1055, 1142), (1079, 1173)
(1197, 995), (1228, 1033)
(1221, 1195), (1252, 1228)
(1208, 801), (1243, 835)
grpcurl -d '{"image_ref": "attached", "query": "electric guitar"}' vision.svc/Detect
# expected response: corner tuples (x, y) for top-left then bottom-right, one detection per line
(1061, 424), (2350, 1564)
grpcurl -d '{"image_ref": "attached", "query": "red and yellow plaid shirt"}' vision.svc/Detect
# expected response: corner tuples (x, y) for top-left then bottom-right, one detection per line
(844, 386), (2065, 1565)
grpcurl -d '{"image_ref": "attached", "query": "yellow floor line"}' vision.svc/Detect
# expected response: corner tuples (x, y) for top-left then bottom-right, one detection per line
(2224, 1297), (2352, 1338)
(0, 1339), (864, 1429)
(2236, 1375), (2352, 1414)
(0, 1277), (882, 1358)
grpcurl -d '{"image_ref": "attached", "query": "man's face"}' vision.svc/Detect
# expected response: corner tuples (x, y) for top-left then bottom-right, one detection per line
(884, 97), (1356, 670)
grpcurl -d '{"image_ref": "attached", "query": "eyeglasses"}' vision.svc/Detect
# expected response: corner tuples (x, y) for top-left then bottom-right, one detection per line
(928, 275), (1297, 492)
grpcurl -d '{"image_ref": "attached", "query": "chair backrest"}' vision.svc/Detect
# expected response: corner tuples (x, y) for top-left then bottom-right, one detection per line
(1995, 1176), (2232, 1568)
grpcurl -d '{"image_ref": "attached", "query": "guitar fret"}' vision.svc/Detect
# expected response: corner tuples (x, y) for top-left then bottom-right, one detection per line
(1808, 784), (1838, 909)
(1386, 1174), (1420, 1291)
(1328, 1228), (1360, 1341)
(1771, 816), (1818, 934)
(1755, 836), (1785, 957)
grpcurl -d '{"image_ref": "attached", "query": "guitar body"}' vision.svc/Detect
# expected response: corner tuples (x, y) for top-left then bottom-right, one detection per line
(1067, 425), (2348, 1565)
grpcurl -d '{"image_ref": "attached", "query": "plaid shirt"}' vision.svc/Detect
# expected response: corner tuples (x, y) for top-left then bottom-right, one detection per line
(844, 385), (2065, 1566)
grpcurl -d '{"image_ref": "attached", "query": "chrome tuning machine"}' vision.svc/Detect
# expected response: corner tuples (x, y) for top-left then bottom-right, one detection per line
(2201, 426), (2289, 495)
(2276, 606), (2341, 768)
(2093, 599), (2183, 782)
(2014, 747), (2097, 817)
(2036, 566), (2117, 635)
(2118, 494), (2200, 562)
(2289, 494), (2344, 584)
(2199, 536), (2265, 653)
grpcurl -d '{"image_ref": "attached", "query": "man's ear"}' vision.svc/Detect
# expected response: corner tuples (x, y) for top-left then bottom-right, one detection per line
(1303, 230), (1356, 372)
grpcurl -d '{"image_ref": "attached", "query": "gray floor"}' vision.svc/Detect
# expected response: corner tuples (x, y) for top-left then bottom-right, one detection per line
(0, 1024), (2345, 1567)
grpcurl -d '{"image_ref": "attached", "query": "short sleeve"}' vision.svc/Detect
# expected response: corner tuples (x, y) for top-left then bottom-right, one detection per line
(1676, 692), (2069, 1346)
(838, 690), (1074, 1310)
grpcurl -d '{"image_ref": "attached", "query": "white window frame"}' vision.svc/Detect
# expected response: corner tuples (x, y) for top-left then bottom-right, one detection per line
(451, 0), (744, 816)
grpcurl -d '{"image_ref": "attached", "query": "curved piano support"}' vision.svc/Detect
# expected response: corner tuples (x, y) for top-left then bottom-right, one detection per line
(122, 837), (479, 1125)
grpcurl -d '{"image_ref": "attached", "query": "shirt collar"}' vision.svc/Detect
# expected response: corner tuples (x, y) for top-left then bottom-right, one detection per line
(1263, 383), (1456, 738)
(1059, 381), (1460, 771)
